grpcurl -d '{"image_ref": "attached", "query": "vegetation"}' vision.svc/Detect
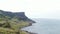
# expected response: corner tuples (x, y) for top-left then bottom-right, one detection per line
(0, 13), (31, 34)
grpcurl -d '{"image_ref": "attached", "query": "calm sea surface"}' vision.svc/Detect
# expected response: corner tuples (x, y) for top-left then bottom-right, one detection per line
(22, 18), (60, 34)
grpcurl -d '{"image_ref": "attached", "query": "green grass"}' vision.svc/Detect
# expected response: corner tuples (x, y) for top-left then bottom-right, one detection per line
(10, 21), (30, 30)
(0, 20), (30, 34)
(0, 15), (31, 34)
(0, 21), (30, 34)
(0, 28), (29, 34)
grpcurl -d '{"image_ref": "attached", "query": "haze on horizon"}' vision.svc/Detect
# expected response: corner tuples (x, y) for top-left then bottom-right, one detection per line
(0, 0), (60, 19)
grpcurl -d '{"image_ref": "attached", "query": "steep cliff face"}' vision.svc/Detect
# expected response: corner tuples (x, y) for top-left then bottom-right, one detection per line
(14, 12), (28, 20)
(14, 12), (35, 23)
(0, 10), (35, 23)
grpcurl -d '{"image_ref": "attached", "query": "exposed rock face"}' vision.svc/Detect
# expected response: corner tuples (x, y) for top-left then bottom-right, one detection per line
(0, 10), (35, 23)
(14, 12), (28, 20)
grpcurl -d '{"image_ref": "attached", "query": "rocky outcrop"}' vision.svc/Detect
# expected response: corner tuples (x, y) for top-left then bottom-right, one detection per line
(14, 12), (35, 23)
(0, 10), (35, 23)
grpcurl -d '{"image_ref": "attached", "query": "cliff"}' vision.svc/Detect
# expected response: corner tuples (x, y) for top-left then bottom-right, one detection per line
(0, 10), (35, 23)
(0, 10), (36, 34)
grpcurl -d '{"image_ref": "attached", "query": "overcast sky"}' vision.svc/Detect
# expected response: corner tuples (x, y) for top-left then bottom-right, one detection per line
(0, 0), (60, 18)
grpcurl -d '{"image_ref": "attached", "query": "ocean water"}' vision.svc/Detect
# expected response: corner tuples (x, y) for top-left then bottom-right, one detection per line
(22, 18), (60, 34)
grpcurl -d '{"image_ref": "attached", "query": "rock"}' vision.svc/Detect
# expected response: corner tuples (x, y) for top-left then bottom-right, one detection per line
(0, 10), (35, 23)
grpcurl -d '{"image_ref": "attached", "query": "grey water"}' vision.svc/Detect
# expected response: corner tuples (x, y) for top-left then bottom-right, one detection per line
(22, 18), (60, 34)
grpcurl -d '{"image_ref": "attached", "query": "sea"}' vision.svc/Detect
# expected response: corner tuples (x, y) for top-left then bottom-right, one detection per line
(21, 18), (60, 34)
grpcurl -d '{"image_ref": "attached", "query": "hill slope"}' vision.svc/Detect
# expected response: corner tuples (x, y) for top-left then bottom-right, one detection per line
(0, 10), (36, 34)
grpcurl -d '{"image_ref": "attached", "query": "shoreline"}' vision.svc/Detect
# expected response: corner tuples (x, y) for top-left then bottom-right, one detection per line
(21, 23), (37, 34)
(21, 30), (37, 34)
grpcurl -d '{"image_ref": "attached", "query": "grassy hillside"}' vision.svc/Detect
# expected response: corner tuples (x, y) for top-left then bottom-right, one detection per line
(0, 11), (35, 34)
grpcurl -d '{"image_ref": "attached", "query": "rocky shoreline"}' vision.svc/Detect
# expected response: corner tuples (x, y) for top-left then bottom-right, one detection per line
(21, 30), (37, 34)
(21, 23), (37, 34)
(26, 31), (37, 34)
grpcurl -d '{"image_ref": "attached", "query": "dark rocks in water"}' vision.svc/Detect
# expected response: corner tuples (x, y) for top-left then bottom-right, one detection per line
(24, 30), (37, 34)
(0, 10), (35, 23)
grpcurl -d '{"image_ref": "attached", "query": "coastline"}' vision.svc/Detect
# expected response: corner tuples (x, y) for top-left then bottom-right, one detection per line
(0, 10), (37, 34)
(21, 30), (37, 34)
(21, 23), (37, 34)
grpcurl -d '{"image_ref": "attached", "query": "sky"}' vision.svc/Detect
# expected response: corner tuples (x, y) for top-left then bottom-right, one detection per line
(0, 0), (60, 18)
